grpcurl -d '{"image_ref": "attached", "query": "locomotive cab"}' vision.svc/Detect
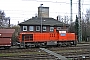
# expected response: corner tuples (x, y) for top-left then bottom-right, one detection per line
(57, 30), (77, 46)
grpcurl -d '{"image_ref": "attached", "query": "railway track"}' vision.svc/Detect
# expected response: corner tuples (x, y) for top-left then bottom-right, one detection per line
(0, 48), (39, 53)
(0, 48), (58, 60)
(0, 54), (57, 60)
(47, 44), (90, 60)
(0, 43), (90, 60)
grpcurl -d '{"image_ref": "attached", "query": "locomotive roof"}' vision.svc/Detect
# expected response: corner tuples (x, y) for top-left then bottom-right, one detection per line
(18, 17), (69, 26)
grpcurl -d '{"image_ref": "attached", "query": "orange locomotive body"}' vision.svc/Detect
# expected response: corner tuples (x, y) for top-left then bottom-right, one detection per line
(18, 28), (77, 48)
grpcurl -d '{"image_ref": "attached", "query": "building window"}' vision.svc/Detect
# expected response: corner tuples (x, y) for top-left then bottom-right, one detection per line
(43, 26), (46, 31)
(57, 27), (61, 30)
(36, 26), (40, 31)
(23, 26), (27, 31)
(50, 27), (54, 31)
(29, 26), (34, 31)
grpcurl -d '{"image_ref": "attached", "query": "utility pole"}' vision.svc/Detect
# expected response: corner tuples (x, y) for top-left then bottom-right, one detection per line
(40, 4), (43, 33)
(70, 0), (72, 24)
(78, 0), (82, 42)
(70, 0), (72, 32)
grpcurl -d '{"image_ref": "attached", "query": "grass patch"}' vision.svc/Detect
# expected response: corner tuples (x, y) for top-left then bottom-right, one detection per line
(0, 53), (18, 57)
(68, 58), (72, 60)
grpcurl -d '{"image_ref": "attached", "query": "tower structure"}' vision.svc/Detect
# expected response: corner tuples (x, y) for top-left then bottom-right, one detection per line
(78, 0), (82, 42)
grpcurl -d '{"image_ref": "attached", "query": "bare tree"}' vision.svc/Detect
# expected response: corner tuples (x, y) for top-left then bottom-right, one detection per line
(83, 9), (90, 41)
(0, 10), (10, 28)
(85, 9), (90, 23)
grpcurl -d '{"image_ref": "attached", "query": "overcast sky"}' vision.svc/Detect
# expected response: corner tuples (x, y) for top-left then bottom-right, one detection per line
(0, 0), (90, 25)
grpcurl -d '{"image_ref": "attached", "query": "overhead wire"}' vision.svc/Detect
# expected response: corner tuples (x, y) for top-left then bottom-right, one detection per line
(22, 0), (90, 5)
(1, 0), (90, 21)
